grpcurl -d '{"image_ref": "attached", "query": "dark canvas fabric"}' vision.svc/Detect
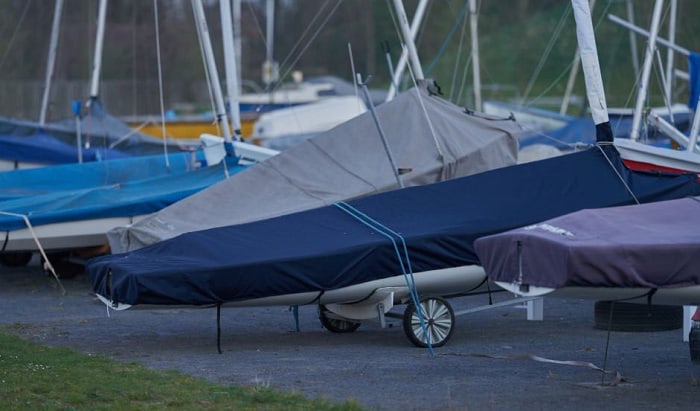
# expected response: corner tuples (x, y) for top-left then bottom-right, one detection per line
(88, 145), (700, 307)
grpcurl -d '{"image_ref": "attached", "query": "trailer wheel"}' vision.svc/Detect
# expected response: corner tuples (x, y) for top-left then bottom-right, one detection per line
(403, 297), (455, 348)
(0, 251), (33, 267)
(318, 306), (361, 333)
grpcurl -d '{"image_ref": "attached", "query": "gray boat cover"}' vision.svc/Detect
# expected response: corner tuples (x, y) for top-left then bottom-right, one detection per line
(476, 196), (700, 289)
(108, 80), (523, 253)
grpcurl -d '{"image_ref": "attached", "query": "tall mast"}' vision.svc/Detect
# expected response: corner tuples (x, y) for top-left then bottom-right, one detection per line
(39, 0), (64, 126)
(385, 0), (428, 102)
(469, 0), (481, 111)
(88, 0), (107, 106)
(391, 0), (424, 81)
(664, 0), (677, 106)
(629, 0), (664, 141)
(561, 0), (596, 116)
(571, 0), (611, 141)
(192, 0), (234, 151)
(220, 0), (242, 140)
(262, 0), (278, 87)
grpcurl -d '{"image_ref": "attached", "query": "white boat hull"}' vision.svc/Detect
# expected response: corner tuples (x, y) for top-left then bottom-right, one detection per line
(495, 281), (700, 306)
(2, 215), (147, 252)
(97, 265), (487, 312)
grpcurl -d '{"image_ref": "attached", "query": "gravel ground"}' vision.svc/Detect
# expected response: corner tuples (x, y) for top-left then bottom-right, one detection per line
(2, 256), (699, 410)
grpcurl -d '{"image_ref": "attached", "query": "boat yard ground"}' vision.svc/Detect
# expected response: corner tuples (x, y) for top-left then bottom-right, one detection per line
(2, 257), (699, 410)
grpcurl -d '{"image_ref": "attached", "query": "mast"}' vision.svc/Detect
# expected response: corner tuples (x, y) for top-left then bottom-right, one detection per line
(262, 0), (278, 87)
(192, 0), (234, 152)
(664, 0), (677, 107)
(469, 0), (481, 111)
(39, 0), (64, 126)
(88, 0), (107, 107)
(625, 0), (640, 81)
(561, 0), (596, 116)
(571, 0), (611, 141)
(233, 0), (242, 94)
(385, 0), (428, 102)
(629, 0), (664, 141)
(220, 0), (242, 140)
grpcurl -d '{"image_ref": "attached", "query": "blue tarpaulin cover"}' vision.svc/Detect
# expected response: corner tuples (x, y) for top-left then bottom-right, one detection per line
(0, 132), (129, 165)
(0, 153), (245, 232)
(689, 52), (700, 110)
(87, 144), (700, 307)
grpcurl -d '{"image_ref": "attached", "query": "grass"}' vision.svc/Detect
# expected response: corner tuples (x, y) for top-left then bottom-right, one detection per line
(0, 329), (364, 411)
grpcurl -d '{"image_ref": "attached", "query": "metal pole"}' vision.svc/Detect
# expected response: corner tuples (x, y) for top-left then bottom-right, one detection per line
(192, 0), (234, 148)
(629, 0), (664, 141)
(607, 13), (689, 57)
(626, 0), (640, 80)
(561, 0), (596, 116)
(220, 0), (242, 140)
(88, 0), (107, 103)
(664, 0), (677, 106)
(385, 0), (428, 102)
(386, 0), (427, 102)
(571, 0), (609, 126)
(469, 0), (481, 111)
(39, 0), (64, 126)
(358, 74), (404, 189)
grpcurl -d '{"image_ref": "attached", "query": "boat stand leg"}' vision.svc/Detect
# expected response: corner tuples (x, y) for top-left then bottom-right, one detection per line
(527, 298), (544, 321)
(683, 305), (697, 342)
(377, 303), (386, 328)
(216, 304), (222, 354)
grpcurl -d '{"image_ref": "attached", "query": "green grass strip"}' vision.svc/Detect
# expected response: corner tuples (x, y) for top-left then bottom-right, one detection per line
(0, 328), (363, 411)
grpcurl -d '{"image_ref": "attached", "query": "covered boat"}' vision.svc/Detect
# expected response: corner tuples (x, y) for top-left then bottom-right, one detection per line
(108, 79), (523, 253)
(0, 153), (248, 253)
(88, 142), (700, 309)
(476, 196), (700, 306)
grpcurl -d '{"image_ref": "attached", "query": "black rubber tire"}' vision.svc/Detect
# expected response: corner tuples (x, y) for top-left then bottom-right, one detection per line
(403, 297), (455, 348)
(594, 301), (683, 332)
(318, 306), (361, 333)
(689, 328), (700, 364)
(0, 251), (33, 267)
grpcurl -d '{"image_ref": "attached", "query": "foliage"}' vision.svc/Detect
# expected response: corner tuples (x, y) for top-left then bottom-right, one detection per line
(1, 0), (699, 117)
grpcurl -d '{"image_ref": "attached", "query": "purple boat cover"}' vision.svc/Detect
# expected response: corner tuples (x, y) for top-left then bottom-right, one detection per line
(475, 197), (700, 289)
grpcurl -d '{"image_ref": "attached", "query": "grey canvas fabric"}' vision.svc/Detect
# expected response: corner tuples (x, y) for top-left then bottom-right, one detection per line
(108, 79), (523, 253)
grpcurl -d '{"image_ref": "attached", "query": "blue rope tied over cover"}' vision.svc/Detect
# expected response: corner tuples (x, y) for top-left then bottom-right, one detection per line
(334, 201), (434, 355)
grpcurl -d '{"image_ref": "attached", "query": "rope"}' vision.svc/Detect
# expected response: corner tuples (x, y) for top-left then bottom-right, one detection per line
(275, 1), (343, 89)
(424, 1), (470, 77)
(449, 4), (469, 103)
(595, 143), (640, 204)
(333, 201), (434, 355)
(522, 4), (572, 103)
(0, 211), (65, 295)
(0, 0), (32, 73)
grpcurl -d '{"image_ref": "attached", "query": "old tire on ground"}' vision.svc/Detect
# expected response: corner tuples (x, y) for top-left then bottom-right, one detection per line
(0, 251), (33, 267)
(318, 306), (361, 333)
(689, 328), (700, 364)
(594, 301), (683, 332)
(403, 297), (455, 348)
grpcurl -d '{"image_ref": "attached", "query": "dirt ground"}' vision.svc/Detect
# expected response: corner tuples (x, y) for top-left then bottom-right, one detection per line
(2, 256), (699, 410)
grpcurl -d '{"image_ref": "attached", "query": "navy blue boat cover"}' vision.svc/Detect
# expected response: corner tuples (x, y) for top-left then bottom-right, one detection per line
(87, 145), (700, 307)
